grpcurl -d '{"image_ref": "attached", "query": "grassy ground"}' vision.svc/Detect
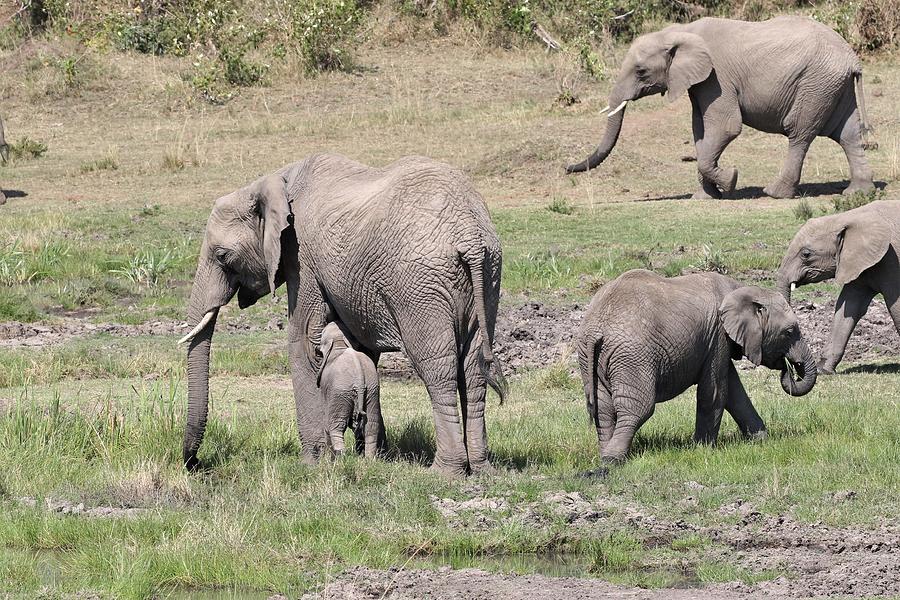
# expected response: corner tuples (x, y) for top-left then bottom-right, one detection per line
(1, 9), (900, 599)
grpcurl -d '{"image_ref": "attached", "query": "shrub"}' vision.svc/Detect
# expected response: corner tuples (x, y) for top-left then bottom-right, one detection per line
(832, 188), (884, 212)
(9, 137), (48, 160)
(290, 0), (366, 73)
(546, 197), (576, 215)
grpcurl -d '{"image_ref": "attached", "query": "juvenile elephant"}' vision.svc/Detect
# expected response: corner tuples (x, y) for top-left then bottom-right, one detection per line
(577, 270), (816, 470)
(317, 321), (384, 457)
(567, 16), (874, 199)
(178, 154), (507, 475)
(777, 200), (900, 374)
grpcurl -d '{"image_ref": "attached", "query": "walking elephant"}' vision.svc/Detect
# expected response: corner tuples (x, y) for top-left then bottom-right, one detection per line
(577, 270), (816, 472)
(777, 200), (900, 374)
(566, 16), (875, 199)
(318, 320), (384, 458)
(178, 154), (507, 475)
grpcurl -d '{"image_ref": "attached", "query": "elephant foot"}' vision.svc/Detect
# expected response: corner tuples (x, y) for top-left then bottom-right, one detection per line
(579, 466), (610, 479)
(430, 459), (468, 478)
(763, 181), (799, 199)
(744, 429), (768, 442)
(843, 180), (875, 196)
(469, 460), (501, 477)
(720, 167), (738, 195)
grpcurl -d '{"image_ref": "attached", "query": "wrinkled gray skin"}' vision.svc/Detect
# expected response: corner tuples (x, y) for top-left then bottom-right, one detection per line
(577, 270), (816, 470)
(0, 116), (9, 206)
(181, 154), (507, 476)
(778, 200), (900, 374)
(567, 16), (874, 199)
(317, 321), (384, 458)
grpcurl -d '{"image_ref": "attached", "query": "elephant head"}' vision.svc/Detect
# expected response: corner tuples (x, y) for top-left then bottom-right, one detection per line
(719, 286), (817, 396)
(567, 27), (712, 173)
(179, 173), (293, 470)
(0, 117), (9, 164)
(777, 208), (891, 304)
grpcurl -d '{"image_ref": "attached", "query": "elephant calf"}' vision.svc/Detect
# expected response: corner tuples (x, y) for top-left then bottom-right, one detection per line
(577, 270), (816, 471)
(317, 321), (385, 457)
(778, 200), (900, 374)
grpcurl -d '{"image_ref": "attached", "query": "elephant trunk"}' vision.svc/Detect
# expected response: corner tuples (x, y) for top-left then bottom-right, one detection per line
(566, 93), (627, 173)
(183, 257), (220, 470)
(780, 337), (817, 397)
(776, 275), (793, 304)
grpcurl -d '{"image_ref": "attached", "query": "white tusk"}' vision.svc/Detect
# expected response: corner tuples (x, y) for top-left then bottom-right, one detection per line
(607, 100), (628, 117)
(178, 310), (217, 345)
(790, 283), (797, 291)
(598, 105), (610, 114)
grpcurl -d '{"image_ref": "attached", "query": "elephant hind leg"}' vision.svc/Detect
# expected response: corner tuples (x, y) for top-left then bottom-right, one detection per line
(829, 106), (875, 196)
(458, 337), (491, 473)
(602, 383), (655, 463)
(763, 135), (814, 199)
(404, 326), (467, 475)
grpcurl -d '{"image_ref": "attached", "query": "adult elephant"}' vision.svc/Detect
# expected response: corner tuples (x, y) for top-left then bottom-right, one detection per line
(566, 16), (875, 199)
(777, 200), (900, 374)
(577, 270), (816, 471)
(0, 116), (9, 206)
(178, 154), (507, 475)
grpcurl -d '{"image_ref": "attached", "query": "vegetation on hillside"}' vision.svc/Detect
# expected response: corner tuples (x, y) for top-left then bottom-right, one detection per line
(2, 0), (898, 103)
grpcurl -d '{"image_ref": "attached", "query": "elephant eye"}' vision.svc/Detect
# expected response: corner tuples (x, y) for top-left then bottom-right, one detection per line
(800, 248), (812, 260)
(214, 248), (232, 267)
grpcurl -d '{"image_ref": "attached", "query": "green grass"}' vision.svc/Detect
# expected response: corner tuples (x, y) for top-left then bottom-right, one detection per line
(1, 366), (899, 597)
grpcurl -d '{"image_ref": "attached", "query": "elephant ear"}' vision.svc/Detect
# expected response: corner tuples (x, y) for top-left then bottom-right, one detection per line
(663, 31), (713, 103)
(250, 173), (292, 296)
(719, 287), (766, 366)
(835, 210), (891, 286)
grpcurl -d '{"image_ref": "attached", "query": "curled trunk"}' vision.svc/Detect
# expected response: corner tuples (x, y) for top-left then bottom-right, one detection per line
(566, 96), (627, 173)
(780, 337), (817, 396)
(776, 272), (792, 304)
(183, 259), (218, 470)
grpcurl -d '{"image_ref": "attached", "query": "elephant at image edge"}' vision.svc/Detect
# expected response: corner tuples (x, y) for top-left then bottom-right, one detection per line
(567, 16), (874, 199)
(317, 320), (385, 458)
(0, 116), (9, 205)
(777, 200), (900, 374)
(178, 154), (507, 475)
(577, 270), (816, 469)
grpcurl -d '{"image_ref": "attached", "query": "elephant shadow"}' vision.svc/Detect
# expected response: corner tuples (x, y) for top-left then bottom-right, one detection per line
(842, 362), (900, 375)
(0, 189), (27, 200)
(640, 180), (887, 202)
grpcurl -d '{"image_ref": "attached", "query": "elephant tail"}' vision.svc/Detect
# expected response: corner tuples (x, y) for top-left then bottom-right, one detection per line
(854, 71), (877, 150)
(464, 248), (508, 405)
(353, 354), (368, 432)
(579, 336), (602, 427)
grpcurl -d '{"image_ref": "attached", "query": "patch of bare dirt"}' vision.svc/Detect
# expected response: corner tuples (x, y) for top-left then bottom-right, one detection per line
(2, 292), (897, 378)
(302, 566), (773, 599)
(15, 496), (148, 519)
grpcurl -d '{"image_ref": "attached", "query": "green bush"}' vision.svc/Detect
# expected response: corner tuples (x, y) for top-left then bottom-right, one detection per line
(290, 0), (366, 73)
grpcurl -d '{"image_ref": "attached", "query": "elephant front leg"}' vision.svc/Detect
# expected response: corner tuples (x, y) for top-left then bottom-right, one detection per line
(288, 290), (328, 463)
(690, 98), (740, 199)
(820, 282), (877, 374)
(694, 363), (727, 445)
(724, 362), (766, 440)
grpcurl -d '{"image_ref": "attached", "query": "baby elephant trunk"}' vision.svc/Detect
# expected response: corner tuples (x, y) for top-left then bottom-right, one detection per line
(780, 337), (817, 396)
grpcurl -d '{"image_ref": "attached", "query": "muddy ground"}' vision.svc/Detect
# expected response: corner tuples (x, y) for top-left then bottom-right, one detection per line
(2, 291), (898, 378)
(302, 487), (900, 599)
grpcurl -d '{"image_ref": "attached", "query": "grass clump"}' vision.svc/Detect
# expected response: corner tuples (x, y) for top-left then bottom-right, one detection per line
(546, 197), (576, 215)
(79, 154), (119, 174)
(690, 244), (729, 274)
(8, 137), (48, 161)
(793, 198), (814, 221)
(832, 188), (884, 212)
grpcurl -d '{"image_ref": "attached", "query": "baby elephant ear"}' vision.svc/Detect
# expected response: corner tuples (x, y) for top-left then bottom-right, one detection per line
(250, 173), (291, 296)
(719, 287), (765, 366)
